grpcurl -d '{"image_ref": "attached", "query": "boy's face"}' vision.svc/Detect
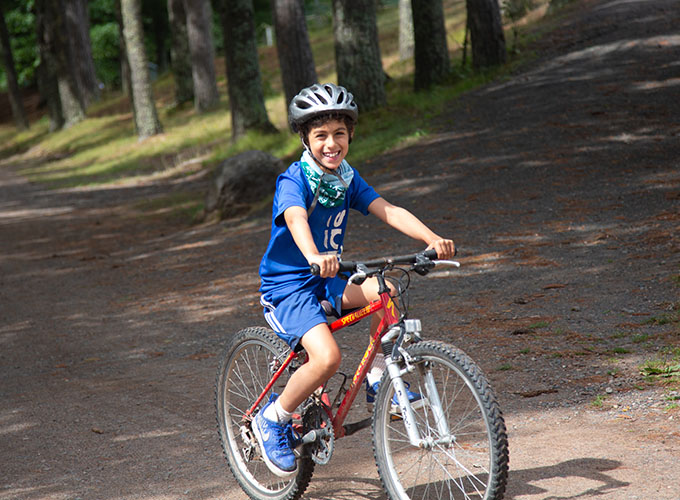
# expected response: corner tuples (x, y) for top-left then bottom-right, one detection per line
(307, 119), (351, 171)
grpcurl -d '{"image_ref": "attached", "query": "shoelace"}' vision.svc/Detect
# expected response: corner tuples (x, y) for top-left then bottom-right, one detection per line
(268, 420), (290, 450)
(285, 424), (301, 448)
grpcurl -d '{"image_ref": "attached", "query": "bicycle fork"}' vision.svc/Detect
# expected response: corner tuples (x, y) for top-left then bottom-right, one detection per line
(383, 322), (452, 449)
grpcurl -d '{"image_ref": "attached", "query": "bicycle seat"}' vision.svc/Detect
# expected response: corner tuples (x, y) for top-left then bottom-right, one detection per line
(320, 300), (338, 318)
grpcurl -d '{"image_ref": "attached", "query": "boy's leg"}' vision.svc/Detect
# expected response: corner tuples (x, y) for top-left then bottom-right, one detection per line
(277, 322), (341, 413)
(342, 277), (389, 335)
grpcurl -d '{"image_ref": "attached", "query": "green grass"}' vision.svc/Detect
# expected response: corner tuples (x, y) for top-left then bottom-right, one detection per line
(640, 360), (680, 378)
(643, 311), (679, 326)
(591, 394), (607, 408)
(640, 347), (680, 390)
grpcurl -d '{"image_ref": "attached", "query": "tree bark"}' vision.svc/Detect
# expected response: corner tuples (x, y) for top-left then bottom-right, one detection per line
(64, 0), (100, 107)
(412, 0), (450, 90)
(398, 0), (414, 61)
(114, 0), (132, 96)
(183, 0), (219, 112)
(215, 0), (276, 138)
(271, 0), (317, 108)
(120, 0), (163, 139)
(167, 0), (193, 105)
(0, 7), (29, 129)
(331, 0), (385, 111)
(35, 0), (85, 128)
(34, 1), (64, 131)
(466, 0), (506, 69)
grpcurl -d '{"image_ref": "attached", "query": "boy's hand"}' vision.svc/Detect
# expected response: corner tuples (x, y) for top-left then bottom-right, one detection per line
(427, 239), (456, 260)
(308, 254), (339, 278)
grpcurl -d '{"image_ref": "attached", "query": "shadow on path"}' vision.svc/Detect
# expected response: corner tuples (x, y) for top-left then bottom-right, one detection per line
(507, 458), (629, 499)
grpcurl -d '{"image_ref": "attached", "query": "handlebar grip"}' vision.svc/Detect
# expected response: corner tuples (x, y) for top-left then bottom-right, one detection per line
(310, 263), (320, 275)
(423, 248), (438, 260)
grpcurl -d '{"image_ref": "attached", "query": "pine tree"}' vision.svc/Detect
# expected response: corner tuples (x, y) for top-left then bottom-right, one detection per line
(120, 0), (163, 139)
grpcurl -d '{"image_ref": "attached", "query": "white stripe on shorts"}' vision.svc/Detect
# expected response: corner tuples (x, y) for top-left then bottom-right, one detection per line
(260, 296), (286, 334)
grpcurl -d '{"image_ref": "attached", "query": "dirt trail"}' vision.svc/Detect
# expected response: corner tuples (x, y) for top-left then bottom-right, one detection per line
(1, 0), (679, 499)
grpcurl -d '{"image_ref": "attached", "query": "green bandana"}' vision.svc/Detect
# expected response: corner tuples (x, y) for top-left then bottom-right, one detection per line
(300, 151), (354, 210)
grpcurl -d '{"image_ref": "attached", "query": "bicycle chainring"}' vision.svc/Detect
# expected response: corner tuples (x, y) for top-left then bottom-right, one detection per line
(302, 403), (334, 465)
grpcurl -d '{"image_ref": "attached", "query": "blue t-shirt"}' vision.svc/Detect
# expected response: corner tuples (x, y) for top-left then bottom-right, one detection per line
(259, 161), (380, 296)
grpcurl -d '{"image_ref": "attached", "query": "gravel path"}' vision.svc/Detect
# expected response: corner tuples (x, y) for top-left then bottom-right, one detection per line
(1, 0), (679, 498)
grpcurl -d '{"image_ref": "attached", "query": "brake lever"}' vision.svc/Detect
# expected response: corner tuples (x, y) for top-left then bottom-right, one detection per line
(413, 253), (436, 276)
(348, 263), (369, 285)
(434, 260), (460, 268)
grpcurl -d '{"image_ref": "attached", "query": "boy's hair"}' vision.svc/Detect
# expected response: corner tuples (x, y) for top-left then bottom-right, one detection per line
(298, 112), (356, 147)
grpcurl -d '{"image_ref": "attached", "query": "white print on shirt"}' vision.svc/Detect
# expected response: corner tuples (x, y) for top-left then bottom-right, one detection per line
(323, 209), (346, 253)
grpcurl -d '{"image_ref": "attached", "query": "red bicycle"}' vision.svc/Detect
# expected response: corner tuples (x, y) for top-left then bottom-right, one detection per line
(215, 250), (509, 500)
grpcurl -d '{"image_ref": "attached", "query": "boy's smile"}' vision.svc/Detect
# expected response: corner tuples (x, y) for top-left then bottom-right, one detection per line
(307, 119), (351, 171)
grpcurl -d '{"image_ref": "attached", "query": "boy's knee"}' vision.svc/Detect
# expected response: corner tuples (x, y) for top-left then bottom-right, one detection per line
(312, 347), (340, 377)
(323, 348), (342, 374)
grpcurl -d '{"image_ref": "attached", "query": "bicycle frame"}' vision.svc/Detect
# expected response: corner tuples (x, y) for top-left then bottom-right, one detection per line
(245, 284), (400, 440)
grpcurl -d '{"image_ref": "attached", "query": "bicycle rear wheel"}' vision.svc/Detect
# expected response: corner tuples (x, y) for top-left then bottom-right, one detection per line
(215, 326), (314, 500)
(373, 340), (509, 500)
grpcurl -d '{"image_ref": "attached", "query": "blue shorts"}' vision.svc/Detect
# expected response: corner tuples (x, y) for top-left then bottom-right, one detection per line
(260, 276), (347, 350)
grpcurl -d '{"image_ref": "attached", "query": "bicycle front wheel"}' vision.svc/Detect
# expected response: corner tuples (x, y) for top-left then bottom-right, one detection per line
(373, 340), (509, 500)
(215, 326), (314, 500)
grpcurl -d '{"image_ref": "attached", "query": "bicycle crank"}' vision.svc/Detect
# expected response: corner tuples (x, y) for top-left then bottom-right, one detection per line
(301, 403), (334, 465)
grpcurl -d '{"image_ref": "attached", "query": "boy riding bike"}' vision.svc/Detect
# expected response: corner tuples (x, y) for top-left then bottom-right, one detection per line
(255, 83), (455, 477)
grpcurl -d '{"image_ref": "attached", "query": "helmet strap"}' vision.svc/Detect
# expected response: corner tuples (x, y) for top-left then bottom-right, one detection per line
(300, 138), (336, 176)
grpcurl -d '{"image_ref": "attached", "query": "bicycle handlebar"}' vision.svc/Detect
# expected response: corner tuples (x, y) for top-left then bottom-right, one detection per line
(310, 249), (446, 276)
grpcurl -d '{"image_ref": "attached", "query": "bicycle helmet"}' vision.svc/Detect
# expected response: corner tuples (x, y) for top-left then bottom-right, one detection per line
(289, 83), (358, 133)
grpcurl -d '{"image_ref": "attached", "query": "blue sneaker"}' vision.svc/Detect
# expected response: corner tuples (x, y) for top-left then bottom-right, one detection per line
(366, 380), (424, 411)
(251, 396), (297, 478)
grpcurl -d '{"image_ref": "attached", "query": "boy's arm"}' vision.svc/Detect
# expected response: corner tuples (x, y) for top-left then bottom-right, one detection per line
(283, 206), (340, 278)
(368, 197), (456, 259)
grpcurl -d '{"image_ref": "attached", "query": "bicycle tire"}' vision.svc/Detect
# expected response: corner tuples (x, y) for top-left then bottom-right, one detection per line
(215, 326), (314, 500)
(373, 340), (509, 500)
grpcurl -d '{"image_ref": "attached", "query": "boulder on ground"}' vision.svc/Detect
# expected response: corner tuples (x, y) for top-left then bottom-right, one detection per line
(205, 150), (284, 220)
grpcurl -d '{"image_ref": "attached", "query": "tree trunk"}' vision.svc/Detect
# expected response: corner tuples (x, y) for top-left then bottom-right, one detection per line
(36, 0), (85, 128)
(114, 0), (132, 96)
(215, 0), (276, 138)
(34, 1), (64, 131)
(271, 0), (317, 108)
(120, 0), (163, 139)
(64, 0), (100, 107)
(398, 0), (414, 61)
(167, 0), (193, 105)
(331, 0), (385, 111)
(0, 8), (29, 129)
(466, 0), (506, 69)
(412, 0), (450, 90)
(183, 0), (219, 112)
